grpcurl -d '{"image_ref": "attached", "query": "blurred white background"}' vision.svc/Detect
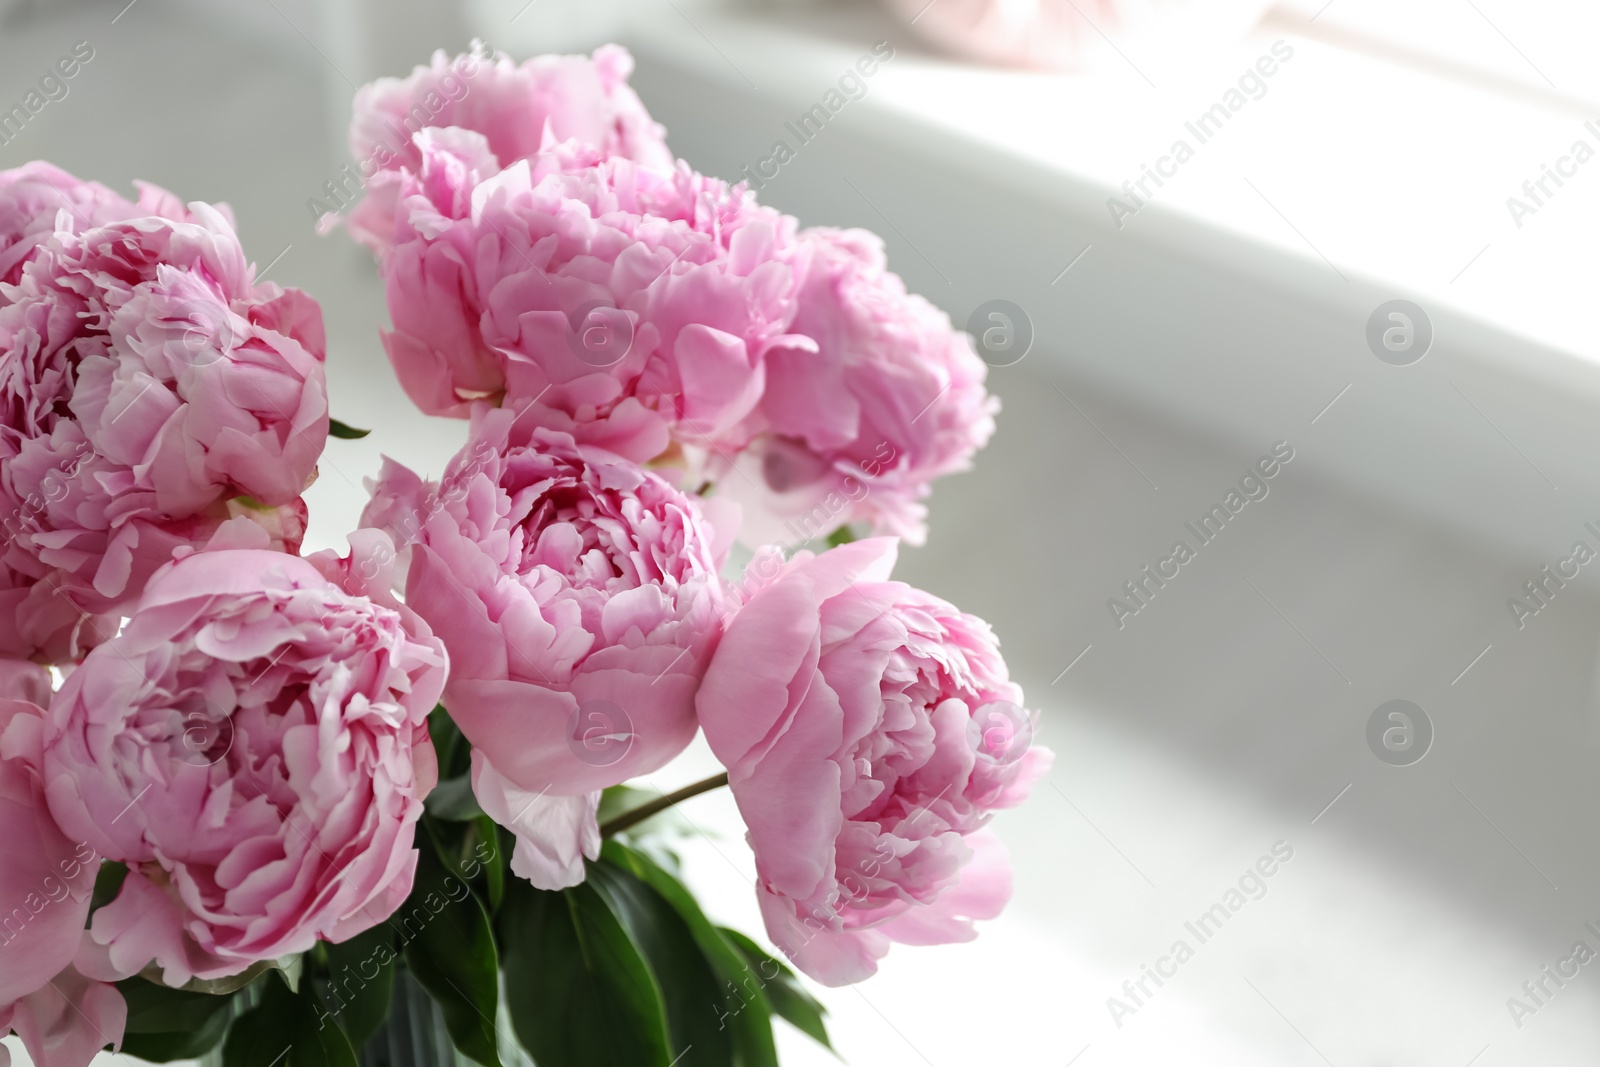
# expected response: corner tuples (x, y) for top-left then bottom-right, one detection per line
(5, 0), (1600, 1063)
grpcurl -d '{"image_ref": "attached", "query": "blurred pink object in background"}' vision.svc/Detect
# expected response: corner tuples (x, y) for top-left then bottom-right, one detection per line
(881, 0), (1274, 70)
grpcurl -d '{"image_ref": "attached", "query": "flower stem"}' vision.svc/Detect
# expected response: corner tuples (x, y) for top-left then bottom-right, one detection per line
(600, 772), (730, 837)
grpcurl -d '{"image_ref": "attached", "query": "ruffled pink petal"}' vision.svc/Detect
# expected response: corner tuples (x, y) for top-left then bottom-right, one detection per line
(472, 751), (599, 890)
(877, 829), (1012, 946)
(6, 963), (125, 1067)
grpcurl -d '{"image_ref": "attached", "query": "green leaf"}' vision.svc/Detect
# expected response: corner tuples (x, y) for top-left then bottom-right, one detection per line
(172, 957), (297, 996)
(825, 525), (857, 548)
(417, 811), (504, 914)
(425, 774), (486, 822)
(587, 862), (734, 1067)
(499, 876), (673, 1067)
(428, 705), (471, 780)
(597, 785), (653, 826)
(603, 843), (779, 1067)
(116, 976), (237, 1062)
(400, 825), (503, 1067)
(472, 814), (506, 912)
(316, 925), (397, 1050)
(91, 860), (128, 913)
(122, 1023), (233, 1064)
(327, 419), (371, 440)
(720, 929), (832, 1052)
(223, 971), (357, 1067)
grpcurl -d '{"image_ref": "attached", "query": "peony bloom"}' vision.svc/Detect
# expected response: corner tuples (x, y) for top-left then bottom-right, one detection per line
(0, 200), (327, 662)
(880, 0), (1274, 70)
(0, 662), (126, 1067)
(374, 131), (808, 462)
(344, 42), (672, 251)
(1, 163), (135, 292)
(716, 227), (997, 547)
(697, 538), (1050, 985)
(364, 406), (727, 888)
(0, 964), (127, 1067)
(38, 547), (446, 985)
(0, 558), (112, 664)
(1, 161), (231, 294)
(882, 0), (1124, 68)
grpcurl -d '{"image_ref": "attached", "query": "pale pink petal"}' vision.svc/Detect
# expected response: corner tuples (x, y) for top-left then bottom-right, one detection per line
(472, 752), (599, 891)
(7, 964), (125, 1067)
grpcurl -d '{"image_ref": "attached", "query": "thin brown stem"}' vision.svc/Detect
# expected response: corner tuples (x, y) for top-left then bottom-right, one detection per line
(600, 772), (730, 837)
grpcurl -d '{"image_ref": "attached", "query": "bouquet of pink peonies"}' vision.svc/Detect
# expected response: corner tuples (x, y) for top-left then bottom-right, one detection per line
(0, 40), (1049, 1067)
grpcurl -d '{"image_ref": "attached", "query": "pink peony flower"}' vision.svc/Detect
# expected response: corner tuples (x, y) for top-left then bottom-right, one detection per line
(0, 663), (126, 1067)
(882, 0), (1276, 71)
(0, 963), (127, 1067)
(696, 538), (1050, 985)
(1, 163), (134, 293)
(0, 162), (235, 295)
(363, 406), (728, 888)
(0, 657), (50, 706)
(0, 200), (327, 661)
(0, 557), (112, 664)
(344, 42), (672, 252)
(716, 228), (997, 547)
(375, 131), (808, 462)
(38, 547), (447, 985)
(882, 0), (1124, 68)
